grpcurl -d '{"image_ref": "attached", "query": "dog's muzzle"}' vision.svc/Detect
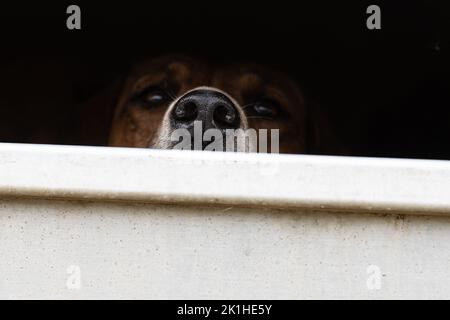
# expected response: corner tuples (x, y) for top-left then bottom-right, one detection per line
(153, 87), (250, 151)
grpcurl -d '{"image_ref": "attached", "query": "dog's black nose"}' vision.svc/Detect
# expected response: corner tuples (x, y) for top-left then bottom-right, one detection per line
(171, 89), (240, 130)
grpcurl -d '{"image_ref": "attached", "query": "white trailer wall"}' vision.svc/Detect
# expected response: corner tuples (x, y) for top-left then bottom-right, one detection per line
(0, 143), (449, 299)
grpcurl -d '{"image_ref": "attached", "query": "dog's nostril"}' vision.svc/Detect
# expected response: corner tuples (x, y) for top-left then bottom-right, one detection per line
(213, 104), (239, 128)
(173, 101), (198, 121)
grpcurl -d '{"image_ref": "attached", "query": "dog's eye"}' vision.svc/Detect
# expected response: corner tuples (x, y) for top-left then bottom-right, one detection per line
(136, 87), (169, 107)
(145, 92), (166, 104)
(248, 99), (279, 118)
(143, 89), (168, 106)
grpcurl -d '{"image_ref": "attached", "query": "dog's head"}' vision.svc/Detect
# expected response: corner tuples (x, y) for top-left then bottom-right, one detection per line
(109, 55), (329, 153)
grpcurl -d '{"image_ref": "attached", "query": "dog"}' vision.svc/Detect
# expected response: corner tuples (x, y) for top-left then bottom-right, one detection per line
(107, 55), (337, 154)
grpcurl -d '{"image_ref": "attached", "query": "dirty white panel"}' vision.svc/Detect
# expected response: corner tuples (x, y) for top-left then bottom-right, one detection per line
(0, 198), (450, 299)
(0, 143), (450, 299)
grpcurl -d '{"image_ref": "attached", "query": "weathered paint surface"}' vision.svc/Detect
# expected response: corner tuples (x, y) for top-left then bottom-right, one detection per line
(0, 143), (449, 299)
(0, 198), (449, 299)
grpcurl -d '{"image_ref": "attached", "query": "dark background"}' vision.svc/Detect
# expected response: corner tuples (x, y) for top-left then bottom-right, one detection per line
(0, 1), (448, 159)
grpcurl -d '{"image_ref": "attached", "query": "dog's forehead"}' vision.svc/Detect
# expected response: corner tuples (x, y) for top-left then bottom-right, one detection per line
(131, 56), (275, 79)
(131, 56), (202, 76)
